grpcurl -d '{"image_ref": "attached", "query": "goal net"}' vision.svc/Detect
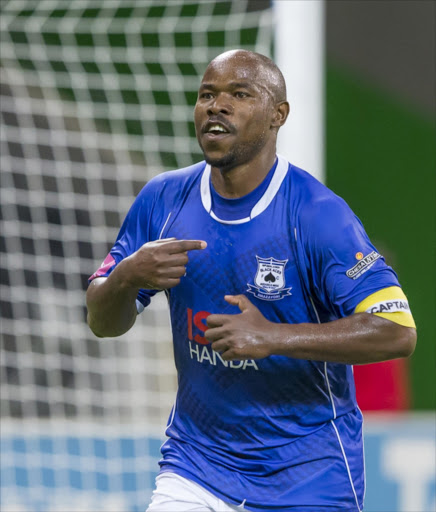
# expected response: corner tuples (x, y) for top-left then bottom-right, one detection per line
(0, 1), (274, 510)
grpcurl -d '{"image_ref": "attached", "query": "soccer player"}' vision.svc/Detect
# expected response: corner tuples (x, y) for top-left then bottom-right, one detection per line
(86, 50), (416, 511)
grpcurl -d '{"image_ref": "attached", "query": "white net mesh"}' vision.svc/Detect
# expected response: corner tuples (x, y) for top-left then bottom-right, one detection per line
(0, 1), (274, 510)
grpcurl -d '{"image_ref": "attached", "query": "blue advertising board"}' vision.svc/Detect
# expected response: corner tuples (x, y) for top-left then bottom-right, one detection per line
(363, 414), (435, 511)
(1, 415), (435, 511)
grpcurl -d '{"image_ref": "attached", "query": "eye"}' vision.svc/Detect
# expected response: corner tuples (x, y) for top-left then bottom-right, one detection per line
(199, 92), (214, 100)
(235, 91), (249, 98)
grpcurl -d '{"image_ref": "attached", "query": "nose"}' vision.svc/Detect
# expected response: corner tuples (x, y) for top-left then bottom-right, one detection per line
(207, 94), (233, 116)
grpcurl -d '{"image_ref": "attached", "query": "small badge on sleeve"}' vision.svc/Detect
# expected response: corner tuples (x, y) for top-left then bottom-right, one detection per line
(346, 251), (381, 280)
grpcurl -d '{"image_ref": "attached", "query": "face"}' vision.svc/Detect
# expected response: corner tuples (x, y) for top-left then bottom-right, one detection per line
(194, 54), (276, 170)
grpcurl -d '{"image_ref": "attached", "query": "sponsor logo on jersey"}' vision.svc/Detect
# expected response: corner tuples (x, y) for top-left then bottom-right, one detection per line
(247, 256), (292, 301)
(188, 342), (259, 370)
(186, 308), (259, 371)
(346, 251), (381, 279)
(366, 300), (411, 314)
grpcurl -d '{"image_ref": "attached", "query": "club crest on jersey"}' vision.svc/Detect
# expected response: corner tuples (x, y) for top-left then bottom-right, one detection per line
(247, 256), (292, 301)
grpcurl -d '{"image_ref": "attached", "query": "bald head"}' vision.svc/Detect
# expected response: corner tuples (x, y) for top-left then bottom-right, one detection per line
(194, 49), (290, 172)
(206, 49), (287, 104)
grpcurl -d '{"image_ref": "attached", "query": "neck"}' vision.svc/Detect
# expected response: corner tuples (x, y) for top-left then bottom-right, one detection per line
(210, 146), (277, 199)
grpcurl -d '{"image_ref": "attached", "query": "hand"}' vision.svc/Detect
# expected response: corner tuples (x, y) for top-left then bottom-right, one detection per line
(205, 295), (274, 360)
(118, 237), (207, 290)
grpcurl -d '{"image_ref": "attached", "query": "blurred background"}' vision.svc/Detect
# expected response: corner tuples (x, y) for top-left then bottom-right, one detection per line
(1, 1), (435, 511)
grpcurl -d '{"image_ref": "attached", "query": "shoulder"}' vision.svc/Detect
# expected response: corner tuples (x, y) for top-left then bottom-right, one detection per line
(131, 161), (206, 210)
(290, 165), (361, 243)
(118, 161), (207, 242)
(145, 161), (206, 193)
(291, 165), (354, 220)
(291, 165), (345, 209)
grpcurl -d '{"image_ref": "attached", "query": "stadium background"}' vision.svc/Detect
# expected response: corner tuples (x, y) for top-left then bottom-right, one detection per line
(1, 1), (435, 511)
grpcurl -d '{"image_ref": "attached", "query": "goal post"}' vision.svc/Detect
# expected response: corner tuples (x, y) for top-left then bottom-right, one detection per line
(0, 1), (324, 511)
(275, 0), (325, 183)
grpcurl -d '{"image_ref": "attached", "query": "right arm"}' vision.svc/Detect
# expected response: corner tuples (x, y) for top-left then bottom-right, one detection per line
(86, 238), (207, 337)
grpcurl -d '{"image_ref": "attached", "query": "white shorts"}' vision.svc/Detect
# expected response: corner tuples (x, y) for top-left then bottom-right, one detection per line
(146, 472), (247, 512)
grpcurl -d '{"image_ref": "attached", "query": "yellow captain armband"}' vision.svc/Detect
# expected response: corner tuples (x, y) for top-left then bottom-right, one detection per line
(354, 286), (416, 328)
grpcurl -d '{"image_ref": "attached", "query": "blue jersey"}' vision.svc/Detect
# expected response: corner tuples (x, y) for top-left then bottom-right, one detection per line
(90, 156), (400, 511)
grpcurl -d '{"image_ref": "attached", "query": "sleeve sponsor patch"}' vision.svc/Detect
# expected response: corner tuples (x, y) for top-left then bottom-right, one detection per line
(346, 251), (381, 279)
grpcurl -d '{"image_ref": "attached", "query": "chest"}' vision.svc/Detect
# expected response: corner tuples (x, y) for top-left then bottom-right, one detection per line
(162, 197), (311, 324)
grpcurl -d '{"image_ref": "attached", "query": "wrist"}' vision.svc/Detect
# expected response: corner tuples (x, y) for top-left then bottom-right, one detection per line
(110, 258), (140, 293)
(268, 322), (297, 357)
(266, 322), (287, 356)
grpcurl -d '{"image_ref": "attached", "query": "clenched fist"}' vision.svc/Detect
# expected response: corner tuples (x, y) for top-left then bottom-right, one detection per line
(205, 294), (275, 361)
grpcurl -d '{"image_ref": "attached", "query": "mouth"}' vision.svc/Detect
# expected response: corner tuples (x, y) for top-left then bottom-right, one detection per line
(202, 120), (233, 140)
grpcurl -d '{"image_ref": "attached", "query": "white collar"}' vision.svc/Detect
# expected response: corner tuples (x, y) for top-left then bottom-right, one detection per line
(200, 154), (289, 225)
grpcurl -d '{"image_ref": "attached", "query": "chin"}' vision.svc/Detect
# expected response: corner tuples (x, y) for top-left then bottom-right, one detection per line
(202, 146), (239, 169)
(201, 136), (268, 171)
(204, 153), (236, 169)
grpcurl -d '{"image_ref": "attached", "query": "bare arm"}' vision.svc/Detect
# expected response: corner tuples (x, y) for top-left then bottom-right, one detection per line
(205, 295), (416, 364)
(86, 238), (207, 338)
(86, 271), (139, 338)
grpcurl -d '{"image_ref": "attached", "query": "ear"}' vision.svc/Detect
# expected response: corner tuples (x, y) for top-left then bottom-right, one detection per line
(271, 101), (290, 129)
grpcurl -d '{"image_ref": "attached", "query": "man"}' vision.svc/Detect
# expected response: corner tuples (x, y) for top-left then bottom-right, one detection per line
(87, 50), (416, 511)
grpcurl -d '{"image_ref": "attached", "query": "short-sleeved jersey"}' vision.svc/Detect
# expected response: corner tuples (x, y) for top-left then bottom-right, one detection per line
(89, 156), (402, 511)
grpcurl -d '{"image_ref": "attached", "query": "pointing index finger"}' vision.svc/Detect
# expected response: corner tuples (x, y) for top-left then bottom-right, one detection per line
(167, 239), (207, 254)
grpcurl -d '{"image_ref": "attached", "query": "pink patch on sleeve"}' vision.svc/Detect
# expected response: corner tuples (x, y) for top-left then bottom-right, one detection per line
(89, 253), (116, 281)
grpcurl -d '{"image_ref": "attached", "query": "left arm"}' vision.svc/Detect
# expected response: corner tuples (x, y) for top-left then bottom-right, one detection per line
(205, 295), (416, 364)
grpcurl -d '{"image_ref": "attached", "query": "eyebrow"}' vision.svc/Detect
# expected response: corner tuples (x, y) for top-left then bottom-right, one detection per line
(229, 81), (255, 90)
(199, 81), (257, 91)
